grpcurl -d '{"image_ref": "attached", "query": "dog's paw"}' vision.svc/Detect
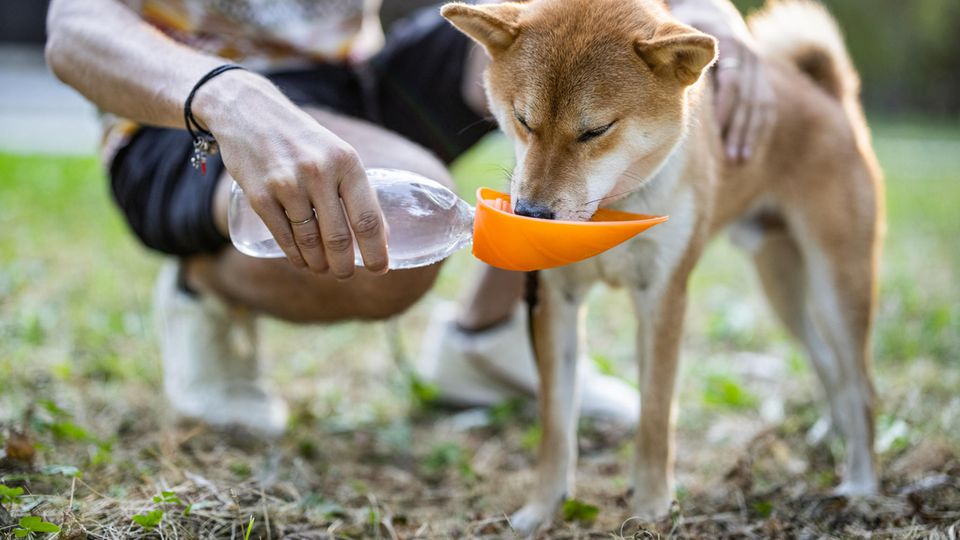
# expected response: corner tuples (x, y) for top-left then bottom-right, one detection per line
(510, 503), (555, 537)
(833, 477), (878, 497)
(629, 492), (672, 521)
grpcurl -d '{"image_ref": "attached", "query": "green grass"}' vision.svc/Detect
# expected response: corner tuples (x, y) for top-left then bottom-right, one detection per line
(1, 117), (958, 537)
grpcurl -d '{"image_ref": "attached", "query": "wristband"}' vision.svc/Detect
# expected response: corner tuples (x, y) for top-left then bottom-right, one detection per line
(184, 64), (245, 175)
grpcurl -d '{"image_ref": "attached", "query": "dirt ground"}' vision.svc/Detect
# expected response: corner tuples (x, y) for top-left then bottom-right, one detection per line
(2, 298), (959, 539)
(2, 126), (960, 538)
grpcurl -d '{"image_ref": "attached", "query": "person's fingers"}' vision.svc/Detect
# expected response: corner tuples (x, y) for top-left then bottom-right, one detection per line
(727, 98), (751, 164)
(246, 188), (307, 269)
(714, 65), (739, 137)
(287, 209), (329, 274)
(306, 150), (363, 280)
(741, 73), (773, 163)
(339, 163), (388, 274)
(270, 177), (331, 273)
(753, 70), (778, 162)
(735, 60), (761, 162)
(728, 59), (757, 164)
(713, 36), (741, 134)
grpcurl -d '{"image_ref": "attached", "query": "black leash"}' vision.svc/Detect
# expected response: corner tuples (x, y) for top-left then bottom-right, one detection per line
(525, 270), (540, 361)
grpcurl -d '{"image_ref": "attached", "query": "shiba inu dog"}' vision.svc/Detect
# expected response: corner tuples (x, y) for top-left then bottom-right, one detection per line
(442, 0), (883, 533)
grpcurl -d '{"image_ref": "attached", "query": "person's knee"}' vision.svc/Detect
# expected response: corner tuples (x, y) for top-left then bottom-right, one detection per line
(204, 239), (443, 323)
(352, 263), (443, 320)
(273, 262), (443, 323)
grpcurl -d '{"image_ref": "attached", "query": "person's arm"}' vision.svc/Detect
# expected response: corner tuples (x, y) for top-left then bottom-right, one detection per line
(668, 0), (776, 163)
(45, 0), (387, 277)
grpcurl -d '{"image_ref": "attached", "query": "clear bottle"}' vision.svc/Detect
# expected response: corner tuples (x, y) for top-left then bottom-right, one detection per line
(228, 168), (475, 270)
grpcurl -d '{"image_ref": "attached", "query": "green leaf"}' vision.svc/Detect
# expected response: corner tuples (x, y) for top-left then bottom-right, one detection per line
(752, 500), (774, 518)
(14, 528), (29, 537)
(702, 373), (758, 410)
(592, 354), (617, 376)
(561, 499), (599, 524)
(229, 462), (252, 478)
(423, 443), (463, 474)
(301, 494), (347, 519)
(244, 515), (255, 540)
(39, 399), (71, 420)
(410, 376), (440, 405)
(19, 515), (62, 533)
(152, 490), (182, 505)
(0, 484), (24, 504)
(91, 441), (114, 466)
(521, 424), (541, 453)
(40, 464), (81, 477)
(50, 421), (90, 441)
(132, 509), (164, 530)
(488, 398), (525, 428)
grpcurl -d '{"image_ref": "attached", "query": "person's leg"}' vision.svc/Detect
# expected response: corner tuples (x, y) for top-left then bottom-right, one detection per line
(112, 106), (457, 437)
(453, 264), (524, 331)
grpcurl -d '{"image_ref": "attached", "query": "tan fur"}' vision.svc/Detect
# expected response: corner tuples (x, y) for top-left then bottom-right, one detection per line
(749, 0), (859, 100)
(443, 0), (884, 533)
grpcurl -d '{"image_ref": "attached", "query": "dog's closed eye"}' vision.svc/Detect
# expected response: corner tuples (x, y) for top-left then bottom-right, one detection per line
(514, 111), (532, 133)
(577, 122), (616, 143)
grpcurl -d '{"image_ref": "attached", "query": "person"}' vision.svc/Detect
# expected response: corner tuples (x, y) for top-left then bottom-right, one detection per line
(46, 0), (775, 437)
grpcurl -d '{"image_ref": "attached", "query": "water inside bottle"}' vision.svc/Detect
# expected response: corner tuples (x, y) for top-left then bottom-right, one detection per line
(365, 169), (475, 269)
(228, 168), (475, 270)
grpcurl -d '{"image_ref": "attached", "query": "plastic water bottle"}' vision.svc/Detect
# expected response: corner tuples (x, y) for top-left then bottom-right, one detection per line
(228, 168), (475, 269)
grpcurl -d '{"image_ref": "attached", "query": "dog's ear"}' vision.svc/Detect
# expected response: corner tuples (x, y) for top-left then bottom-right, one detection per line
(635, 23), (718, 86)
(441, 2), (525, 56)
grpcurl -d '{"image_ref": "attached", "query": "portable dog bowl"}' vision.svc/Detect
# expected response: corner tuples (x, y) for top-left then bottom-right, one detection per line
(472, 187), (669, 271)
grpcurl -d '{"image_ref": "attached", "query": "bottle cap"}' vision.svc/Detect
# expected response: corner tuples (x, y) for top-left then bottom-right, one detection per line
(471, 188), (669, 271)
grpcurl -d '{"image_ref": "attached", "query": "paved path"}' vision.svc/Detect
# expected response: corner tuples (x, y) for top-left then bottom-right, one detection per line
(0, 45), (100, 155)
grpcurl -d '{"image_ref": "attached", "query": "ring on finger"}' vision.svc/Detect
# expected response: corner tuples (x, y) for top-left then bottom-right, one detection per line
(286, 210), (316, 225)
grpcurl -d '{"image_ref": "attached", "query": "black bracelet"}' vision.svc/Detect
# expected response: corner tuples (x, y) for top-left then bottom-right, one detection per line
(184, 64), (245, 175)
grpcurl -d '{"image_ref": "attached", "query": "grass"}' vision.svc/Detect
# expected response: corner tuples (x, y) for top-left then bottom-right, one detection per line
(1, 118), (959, 538)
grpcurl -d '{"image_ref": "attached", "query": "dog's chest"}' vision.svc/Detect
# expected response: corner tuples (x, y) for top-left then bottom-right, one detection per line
(569, 186), (698, 292)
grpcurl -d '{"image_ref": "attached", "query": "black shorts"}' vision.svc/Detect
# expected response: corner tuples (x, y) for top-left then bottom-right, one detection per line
(109, 5), (496, 256)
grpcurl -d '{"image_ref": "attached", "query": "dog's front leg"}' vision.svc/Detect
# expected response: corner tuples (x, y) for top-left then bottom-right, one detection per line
(629, 276), (688, 519)
(511, 270), (588, 536)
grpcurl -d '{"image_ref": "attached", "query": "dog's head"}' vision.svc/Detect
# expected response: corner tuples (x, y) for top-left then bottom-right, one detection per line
(442, 0), (716, 220)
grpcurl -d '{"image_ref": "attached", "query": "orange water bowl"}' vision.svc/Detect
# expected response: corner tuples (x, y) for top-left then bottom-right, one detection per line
(471, 187), (669, 272)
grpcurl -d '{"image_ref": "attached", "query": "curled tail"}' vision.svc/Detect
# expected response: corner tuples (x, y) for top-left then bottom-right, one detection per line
(749, 0), (859, 102)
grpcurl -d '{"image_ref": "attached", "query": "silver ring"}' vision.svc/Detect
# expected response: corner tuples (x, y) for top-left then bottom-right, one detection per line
(286, 211), (316, 225)
(717, 57), (741, 71)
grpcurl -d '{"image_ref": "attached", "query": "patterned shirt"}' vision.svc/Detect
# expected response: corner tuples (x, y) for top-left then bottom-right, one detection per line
(102, 0), (384, 162)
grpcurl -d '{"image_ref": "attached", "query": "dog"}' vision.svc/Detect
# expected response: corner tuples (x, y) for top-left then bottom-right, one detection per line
(441, 0), (883, 533)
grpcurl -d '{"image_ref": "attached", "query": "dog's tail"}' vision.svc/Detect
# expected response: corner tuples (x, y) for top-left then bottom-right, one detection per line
(749, 0), (859, 102)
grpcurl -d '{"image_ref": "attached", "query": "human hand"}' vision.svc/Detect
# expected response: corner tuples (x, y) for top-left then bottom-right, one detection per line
(712, 34), (777, 164)
(194, 72), (388, 278)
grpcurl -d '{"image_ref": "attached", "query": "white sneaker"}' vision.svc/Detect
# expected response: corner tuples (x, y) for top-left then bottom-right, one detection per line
(154, 262), (288, 437)
(417, 302), (640, 425)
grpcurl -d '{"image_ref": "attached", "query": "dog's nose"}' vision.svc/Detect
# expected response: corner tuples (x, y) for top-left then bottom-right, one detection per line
(514, 200), (555, 220)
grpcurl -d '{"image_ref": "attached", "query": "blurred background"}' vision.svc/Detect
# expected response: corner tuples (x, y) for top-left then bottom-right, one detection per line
(1, 0), (958, 537)
(4, 0), (960, 115)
